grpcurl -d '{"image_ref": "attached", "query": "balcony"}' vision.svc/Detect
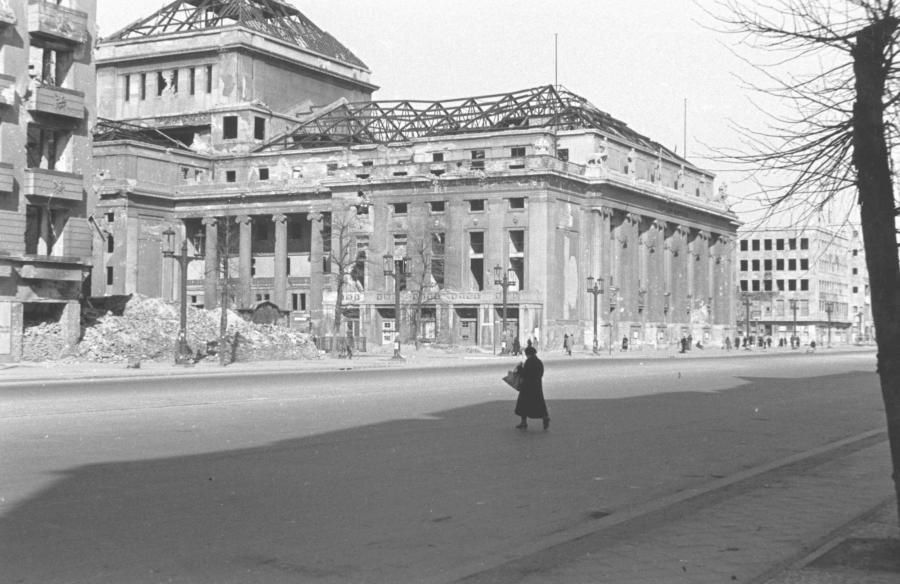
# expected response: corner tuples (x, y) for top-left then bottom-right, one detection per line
(28, 84), (85, 120)
(23, 168), (83, 202)
(0, 74), (14, 106)
(0, 163), (14, 193)
(28, 0), (88, 45)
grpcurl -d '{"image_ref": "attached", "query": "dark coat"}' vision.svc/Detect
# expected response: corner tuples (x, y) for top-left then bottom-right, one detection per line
(515, 355), (548, 419)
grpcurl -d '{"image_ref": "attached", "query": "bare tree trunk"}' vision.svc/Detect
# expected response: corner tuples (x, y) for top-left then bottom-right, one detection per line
(852, 17), (900, 525)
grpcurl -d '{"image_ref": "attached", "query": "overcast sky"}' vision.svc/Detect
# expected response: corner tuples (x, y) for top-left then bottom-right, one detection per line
(96, 1), (853, 226)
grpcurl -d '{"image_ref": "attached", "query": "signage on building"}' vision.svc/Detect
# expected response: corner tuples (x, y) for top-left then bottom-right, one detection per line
(0, 302), (10, 355)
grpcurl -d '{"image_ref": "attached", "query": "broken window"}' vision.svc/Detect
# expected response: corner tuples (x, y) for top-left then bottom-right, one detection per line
(509, 230), (525, 290)
(26, 124), (68, 171)
(508, 197), (525, 209)
(29, 44), (72, 88)
(469, 231), (484, 291)
(254, 117), (266, 140)
(351, 238), (368, 289)
(470, 149), (485, 169)
(223, 116), (238, 140)
(25, 205), (67, 256)
(392, 203), (408, 215)
(557, 148), (569, 162)
(430, 232), (445, 288)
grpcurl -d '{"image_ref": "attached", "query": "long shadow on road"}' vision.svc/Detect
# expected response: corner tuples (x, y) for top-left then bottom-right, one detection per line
(0, 369), (885, 584)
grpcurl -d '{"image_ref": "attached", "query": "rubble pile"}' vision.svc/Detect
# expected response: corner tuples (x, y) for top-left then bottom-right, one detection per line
(22, 322), (70, 362)
(64, 295), (316, 364)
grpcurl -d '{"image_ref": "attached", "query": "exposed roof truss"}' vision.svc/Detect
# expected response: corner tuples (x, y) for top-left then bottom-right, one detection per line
(104, 0), (366, 69)
(257, 85), (681, 160)
(93, 118), (194, 151)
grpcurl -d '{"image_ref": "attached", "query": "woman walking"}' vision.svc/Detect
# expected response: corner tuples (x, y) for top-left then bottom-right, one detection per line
(515, 346), (550, 430)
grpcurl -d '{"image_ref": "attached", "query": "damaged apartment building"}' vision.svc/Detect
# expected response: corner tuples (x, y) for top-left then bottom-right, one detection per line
(92, 0), (740, 352)
(0, 0), (96, 362)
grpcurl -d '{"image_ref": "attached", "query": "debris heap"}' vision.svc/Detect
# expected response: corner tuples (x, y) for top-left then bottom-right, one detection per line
(24, 295), (317, 363)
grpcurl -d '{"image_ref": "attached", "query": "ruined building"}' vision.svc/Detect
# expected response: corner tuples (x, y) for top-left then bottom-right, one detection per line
(0, 0), (96, 362)
(92, 0), (740, 352)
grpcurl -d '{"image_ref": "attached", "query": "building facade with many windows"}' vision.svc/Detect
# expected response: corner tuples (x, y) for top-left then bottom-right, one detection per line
(0, 0), (96, 362)
(92, 0), (739, 352)
(736, 224), (872, 346)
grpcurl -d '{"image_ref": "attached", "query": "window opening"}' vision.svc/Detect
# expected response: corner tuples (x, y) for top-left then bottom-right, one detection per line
(223, 116), (238, 139)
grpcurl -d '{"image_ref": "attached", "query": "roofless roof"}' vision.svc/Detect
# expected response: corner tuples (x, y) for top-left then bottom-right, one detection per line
(103, 0), (367, 70)
(257, 85), (686, 163)
(93, 118), (193, 151)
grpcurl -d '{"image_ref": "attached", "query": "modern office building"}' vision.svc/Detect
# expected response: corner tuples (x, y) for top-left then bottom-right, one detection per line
(736, 224), (872, 346)
(92, 0), (740, 352)
(0, 0), (96, 362)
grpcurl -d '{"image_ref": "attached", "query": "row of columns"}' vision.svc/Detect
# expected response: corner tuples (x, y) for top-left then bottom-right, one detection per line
(587, 206), (735, 326)
(196, 212), (324, 312)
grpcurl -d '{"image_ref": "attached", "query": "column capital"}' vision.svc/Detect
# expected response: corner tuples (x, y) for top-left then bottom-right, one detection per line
(235, 214), (252, 226)
(201, 216), (217, 227)
(308, 210), (324, 223)
(591, 205), (613, 217)
(624, 212), (641, 225)
(272, 213), (288, 224)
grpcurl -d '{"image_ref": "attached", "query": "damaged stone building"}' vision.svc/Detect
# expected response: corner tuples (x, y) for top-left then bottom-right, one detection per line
(92, 0), (740, 352)
(0, 0), (96, 362)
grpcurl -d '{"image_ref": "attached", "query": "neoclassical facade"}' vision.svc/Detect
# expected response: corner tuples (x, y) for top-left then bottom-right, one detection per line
(92, 1), (739, 352)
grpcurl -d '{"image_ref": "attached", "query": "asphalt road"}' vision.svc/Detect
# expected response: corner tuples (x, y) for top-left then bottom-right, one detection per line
(0, 352), (887, 583)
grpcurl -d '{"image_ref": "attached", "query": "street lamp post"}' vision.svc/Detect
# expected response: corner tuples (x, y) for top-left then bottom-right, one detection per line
(608, 281), (618, 356)
(742, 295), (752, 343)
(825, 301), (834, 347)
(789, 298), (799, 348)
(586, 276), (604, 354)
(383, 254), (410, 359)
(162, 227), (204, 365)
(494, 265), (516, 354)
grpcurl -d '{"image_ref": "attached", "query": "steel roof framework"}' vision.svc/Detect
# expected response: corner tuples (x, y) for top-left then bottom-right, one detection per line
(257, 85), (681, 161)
(104, 0), (366, 69)
(93, 118), (193, 151)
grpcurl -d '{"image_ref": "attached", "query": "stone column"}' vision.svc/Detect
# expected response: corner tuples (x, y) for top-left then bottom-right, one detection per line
(309, 211), (325, 333)
(236, 215), (253, 309)
(202, 217), (218, 309)
(273, 214), (288, 311)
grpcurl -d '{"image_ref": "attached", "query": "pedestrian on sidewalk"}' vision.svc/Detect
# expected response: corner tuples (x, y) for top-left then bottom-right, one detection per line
(515, 346), (549, 430)
(563, 333), (572, 356)
(512, 336), (521, 356)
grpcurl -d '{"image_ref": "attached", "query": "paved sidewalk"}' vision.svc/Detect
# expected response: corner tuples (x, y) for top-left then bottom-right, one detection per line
(454, 434), (897, 584)
(0, 343), (877, 385)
